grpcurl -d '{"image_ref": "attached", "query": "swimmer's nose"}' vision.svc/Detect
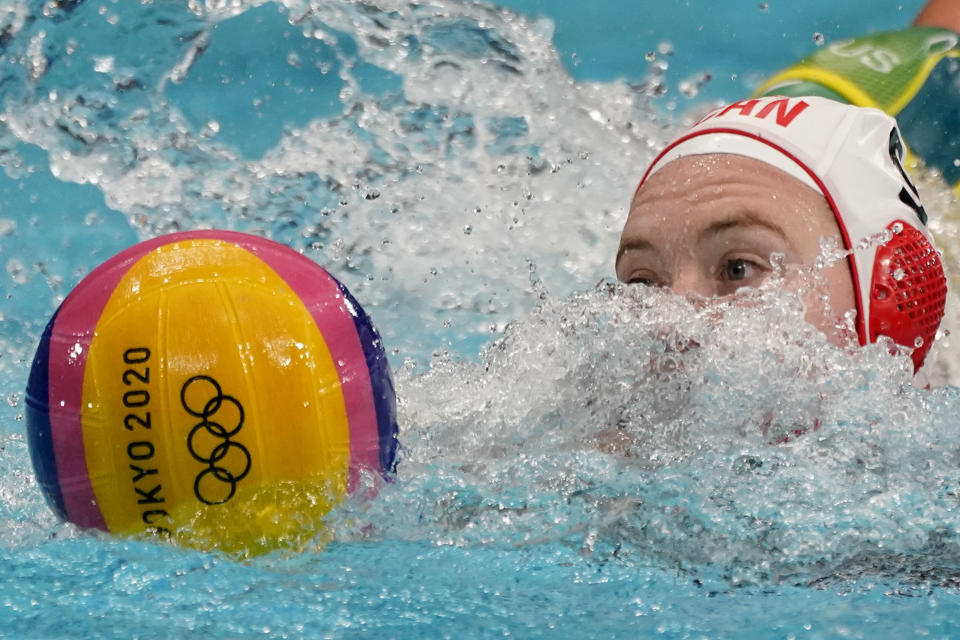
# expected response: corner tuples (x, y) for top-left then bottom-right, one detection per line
(670, 270), (714, 301)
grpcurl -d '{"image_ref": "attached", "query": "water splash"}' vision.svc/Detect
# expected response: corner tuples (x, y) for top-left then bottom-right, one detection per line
(0, 0), (959, 627)
(0, 0), (665, 362)
(315, 278), (960, 587)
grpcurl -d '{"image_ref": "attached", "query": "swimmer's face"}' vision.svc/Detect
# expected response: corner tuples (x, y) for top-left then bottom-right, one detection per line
(615, 154), (857, 344)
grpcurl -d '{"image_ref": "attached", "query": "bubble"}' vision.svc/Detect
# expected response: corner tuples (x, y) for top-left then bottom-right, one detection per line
(813, 32), (825, 46)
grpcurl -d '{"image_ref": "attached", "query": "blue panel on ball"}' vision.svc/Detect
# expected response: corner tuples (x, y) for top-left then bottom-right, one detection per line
(336, 281), (399, 475)
(24, 312), (68, 522)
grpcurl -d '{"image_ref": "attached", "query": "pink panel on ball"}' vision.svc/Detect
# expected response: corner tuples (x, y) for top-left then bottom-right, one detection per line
(47, 235), (179, 529)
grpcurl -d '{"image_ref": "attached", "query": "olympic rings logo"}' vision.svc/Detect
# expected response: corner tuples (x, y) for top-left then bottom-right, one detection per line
(180, 375), (251, 505)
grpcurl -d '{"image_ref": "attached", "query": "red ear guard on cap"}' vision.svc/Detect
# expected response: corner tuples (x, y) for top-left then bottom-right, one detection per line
(637, 96), (948, 372)
(867, 129), (947, 371)
(869, 221), (946, 371)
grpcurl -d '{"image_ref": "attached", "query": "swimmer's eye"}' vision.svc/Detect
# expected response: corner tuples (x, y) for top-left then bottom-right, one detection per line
(628, 276), (658, 287)
(721, 258), (759, 283)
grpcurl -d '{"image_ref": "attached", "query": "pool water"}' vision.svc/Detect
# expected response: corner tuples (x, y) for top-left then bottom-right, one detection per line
(4, 0), (960, 637)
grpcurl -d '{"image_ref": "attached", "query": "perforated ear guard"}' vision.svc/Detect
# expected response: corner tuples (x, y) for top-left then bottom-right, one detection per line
(639, 96), (946, 370)
(869, 221), (945, 370)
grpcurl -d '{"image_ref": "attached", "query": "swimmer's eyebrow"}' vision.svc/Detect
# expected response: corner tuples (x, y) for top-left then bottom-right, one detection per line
(616, 213), (788, 266)
(701, 212), (788, 242)
(615, 237), (656, 266)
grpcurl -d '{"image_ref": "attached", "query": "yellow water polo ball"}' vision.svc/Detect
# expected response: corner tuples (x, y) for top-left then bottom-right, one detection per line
(24, 230), (398, 555)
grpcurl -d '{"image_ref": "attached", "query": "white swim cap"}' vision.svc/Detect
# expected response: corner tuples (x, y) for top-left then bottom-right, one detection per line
(638, 95), (947, 371)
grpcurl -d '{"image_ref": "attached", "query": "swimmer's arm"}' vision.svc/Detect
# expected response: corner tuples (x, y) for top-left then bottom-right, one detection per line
(914, 0), (960, 33)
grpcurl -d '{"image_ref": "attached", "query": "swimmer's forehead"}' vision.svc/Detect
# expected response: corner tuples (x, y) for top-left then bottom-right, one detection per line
(620, 153), (838, 260)
(620, 153), (841, 266)
(632, 153), (825, 206)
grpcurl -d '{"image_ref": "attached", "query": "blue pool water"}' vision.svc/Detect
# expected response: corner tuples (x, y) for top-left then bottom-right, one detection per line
(5, 0), (960, 637)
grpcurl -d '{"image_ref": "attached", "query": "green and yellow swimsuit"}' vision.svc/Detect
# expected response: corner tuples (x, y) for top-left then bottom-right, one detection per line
(756, 27), (960, 189)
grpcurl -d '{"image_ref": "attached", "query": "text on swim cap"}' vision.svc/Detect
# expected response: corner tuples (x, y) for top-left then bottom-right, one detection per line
(696, 97), (810, 128)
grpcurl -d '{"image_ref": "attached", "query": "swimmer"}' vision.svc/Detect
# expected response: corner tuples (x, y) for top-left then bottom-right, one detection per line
(616, 5), (955, 375)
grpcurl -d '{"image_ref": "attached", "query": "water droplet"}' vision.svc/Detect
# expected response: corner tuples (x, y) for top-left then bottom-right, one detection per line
(93, 55), (115, 73)
(759, 2), (769, 11)
(812, 32), (825, 46)
(914, 336), (924, 348)
(678, 72), (712, 98)
(645, 51), (656, 62)
(27, 32), (48, 81)
(892, 268), (905, 281)
(6, 259), (29, 285)
(463, 225), (472, 235)
(891, 222), (903, 234)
